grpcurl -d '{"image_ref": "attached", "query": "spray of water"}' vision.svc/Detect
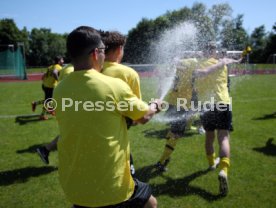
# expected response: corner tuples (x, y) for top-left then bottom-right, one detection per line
(149, 20), (247, 125)
(151, 22), (199, 100)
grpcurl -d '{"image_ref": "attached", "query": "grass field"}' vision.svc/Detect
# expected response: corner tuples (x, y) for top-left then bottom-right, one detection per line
(0, 75), (276, 208)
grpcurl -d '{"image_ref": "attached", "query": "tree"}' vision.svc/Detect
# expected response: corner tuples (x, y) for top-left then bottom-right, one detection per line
(167, 7), (191, 25)
(124, 2), (237, 63)
(0, 19), (22, 45)
(208, 3), (232, 42)
(220, 15), (249, 50)
(263, 22), (276, 63)
(28, 28), (66, 66)
(124, 18), (155, 63)
(250, 25), (267, 63)
(188, 3), (214, 47)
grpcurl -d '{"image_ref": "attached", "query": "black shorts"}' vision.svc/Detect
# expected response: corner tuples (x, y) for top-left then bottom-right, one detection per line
(73, 178), (152, 208)
(125, 117), (133, 129)
(165, 105), (192, 136)
(201, 104), (232, 131)
(42, 85), (54, 101)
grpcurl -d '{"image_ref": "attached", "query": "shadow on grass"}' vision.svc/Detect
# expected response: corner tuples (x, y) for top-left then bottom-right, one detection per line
(15, 114), (53, 125)
(135, 165), (224, 202)
(152, 170), (224, 201)
(16, 143), (47, 154)
(135, 165), (161, 182)
(142, 128), (199, 139)
(253, 138), (276, 156)
(0, 166), (57, 186)
(142, 128), (169, 139)
(253, 112), (276, 120)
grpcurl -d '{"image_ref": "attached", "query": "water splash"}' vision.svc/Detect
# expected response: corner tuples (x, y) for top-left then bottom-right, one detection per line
(148, 21), (244, 124)
(151, 22), (199, 100)
(152, 111), (198, 123)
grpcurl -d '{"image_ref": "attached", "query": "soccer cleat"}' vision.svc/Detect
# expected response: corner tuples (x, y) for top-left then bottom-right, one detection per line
(36, 147), (49, 164)
(155, 162), (168, 172)
(197, 126), (206, 135)
(46, 107), (56, 116)
(218, 170), (229, 196)
(155, 158), (170, 172)
(40, 115), (48, 120)
(209, 157), (220, 171)
(50, 110), (56, 116)
(31, 102), (37, 112)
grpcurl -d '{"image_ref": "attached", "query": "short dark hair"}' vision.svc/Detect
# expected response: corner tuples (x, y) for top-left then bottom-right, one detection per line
(100, 31), (126, 53)
(54, 55), (63, 64)
(67, 26), (102, 59)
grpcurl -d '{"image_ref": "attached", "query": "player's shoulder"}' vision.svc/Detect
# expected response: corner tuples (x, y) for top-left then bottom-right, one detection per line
(97, 70), (129, 87)
(120, 64), (139, 77)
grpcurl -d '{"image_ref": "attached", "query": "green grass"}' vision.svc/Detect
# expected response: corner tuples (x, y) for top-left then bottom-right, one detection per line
(227, 64), (276, 70)
(0, 75), (276, 208)
(26, 67), (47, 74)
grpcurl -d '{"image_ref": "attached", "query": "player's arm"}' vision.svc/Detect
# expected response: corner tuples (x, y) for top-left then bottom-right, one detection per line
(52, 69), (59, 80)
(117, 79), (162, 124)
(131, 73), (142, 99)
(194, 58), (241, 77)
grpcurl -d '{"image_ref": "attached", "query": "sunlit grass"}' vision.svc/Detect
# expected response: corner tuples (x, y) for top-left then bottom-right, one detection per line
(0, 75), (276, 207)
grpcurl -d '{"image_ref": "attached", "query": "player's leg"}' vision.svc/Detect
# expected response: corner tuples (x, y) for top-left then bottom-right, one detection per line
(155, 131), (179, 172)
(40, 86), (54, 119)
(31, 85), (46, 112)
(36, 135), (59, 164)
(217, 105), (232, 196)
(205, 130), (220, 170)
(201, 110), (219, 170)
(217, 129), (230, 196)
(155, 107), (186, 172)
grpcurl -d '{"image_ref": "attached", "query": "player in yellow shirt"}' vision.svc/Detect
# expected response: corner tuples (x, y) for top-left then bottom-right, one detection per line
(101, 31), (141, 99)
(58, 63), (74, 81)
(101, 30), (142, 176)
(36, 32), (141, 173)
(36, 63), (74, 164)
(194, 41), (241, 196)
(55, 26), (159, 208)
(31, 56), (64, 120)
(155, 57), (200, 172)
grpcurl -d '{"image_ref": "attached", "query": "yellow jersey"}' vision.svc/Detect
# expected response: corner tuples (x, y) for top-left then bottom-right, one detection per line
(165, 58), (198, 107)
(58, 64), (74, 82)
(102, 62), (142, 99)
(54, 69), (149, 207)
(42, 64), (62, 88)
(195, 58), (230, 104)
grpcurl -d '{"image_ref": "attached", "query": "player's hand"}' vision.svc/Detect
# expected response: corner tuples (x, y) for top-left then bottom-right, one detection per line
(149, 99), (163, 113)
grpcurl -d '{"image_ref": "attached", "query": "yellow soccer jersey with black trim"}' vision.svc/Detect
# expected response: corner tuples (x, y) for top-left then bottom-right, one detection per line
(42, 64), (62, 88)
(195, 58), (230, 104)
(54, 69), (149, 207)
(165, 58), (198, 107)
(58, 64), (74, 82)
(102, 62), (142, 99)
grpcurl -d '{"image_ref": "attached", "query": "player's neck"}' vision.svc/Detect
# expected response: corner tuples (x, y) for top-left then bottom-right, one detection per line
(73, 61), (95, 71)
(105, 54), (120, 63)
